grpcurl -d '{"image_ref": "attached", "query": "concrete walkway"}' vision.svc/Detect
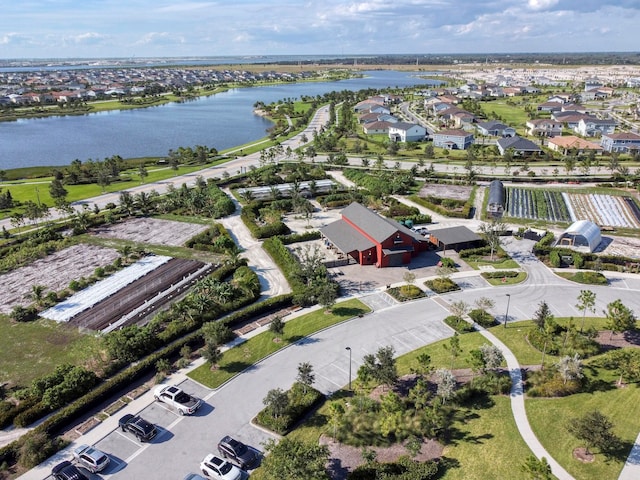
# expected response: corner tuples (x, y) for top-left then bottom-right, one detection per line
(479, 327), (574, 480)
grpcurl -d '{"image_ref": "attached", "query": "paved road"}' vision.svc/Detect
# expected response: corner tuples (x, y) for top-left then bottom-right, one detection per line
(16, 256), (640, 480)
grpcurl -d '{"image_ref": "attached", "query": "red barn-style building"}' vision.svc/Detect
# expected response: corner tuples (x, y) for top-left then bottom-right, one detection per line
(319, 202), (430, 267)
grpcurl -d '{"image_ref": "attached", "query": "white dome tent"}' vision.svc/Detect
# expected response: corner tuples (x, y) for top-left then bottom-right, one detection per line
(555, 220), (602, 253)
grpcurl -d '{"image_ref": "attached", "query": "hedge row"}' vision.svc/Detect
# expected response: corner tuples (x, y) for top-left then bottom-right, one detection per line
(279, 230), (321, 245)
(262, 236), (306, 295)
(459, 245), (492, 258)
(480, 270), (520, 280)
(0, 293), (294, 470)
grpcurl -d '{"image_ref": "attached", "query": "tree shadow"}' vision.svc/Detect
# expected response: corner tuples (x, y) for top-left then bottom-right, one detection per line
(331, 306), (369, 317)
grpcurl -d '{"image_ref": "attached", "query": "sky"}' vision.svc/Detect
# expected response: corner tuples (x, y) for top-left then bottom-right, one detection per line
(1, 0), (639, 59)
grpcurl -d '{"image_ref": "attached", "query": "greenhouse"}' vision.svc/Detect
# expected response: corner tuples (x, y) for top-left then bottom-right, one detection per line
(555, 220), (602, 253)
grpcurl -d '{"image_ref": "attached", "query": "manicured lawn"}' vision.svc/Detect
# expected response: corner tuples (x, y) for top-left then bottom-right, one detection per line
(0, 316), (102, 388)
(439, 396), (532, 480)
(188, 299), (371, 388)
(466, 258), (520, 270)
(527, 387), (640, 480)
(284, 317), (634, 480)
(483, 271), (528, 286)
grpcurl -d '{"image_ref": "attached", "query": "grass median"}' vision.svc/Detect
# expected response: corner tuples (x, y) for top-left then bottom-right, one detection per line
(188, 298), (371, 389)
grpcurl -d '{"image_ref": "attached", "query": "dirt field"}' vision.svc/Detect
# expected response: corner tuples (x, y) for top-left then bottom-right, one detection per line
(417, 183), (474, 201)
(92, 217), (210, 246)
(599, 235), (640, 259)
(0, 244), (119, 314)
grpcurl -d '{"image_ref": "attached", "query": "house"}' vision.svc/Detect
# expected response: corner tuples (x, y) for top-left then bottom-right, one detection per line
(319, 202), (430, 267)
(576, 117), (616, 137)
(388, 122), (427, 142)
(363, 121), (392, 135)
(552, 112), (590, 130)
(526, 119), (562, 137)
(436, 106), (476, 128)
(496, 136), (542, 156)
(547, 136), (603, 155)
(537, 101), (563, 112)
(432, 129), (474, 150)
(600, 132), (640, 153)
(476, 121), (516, 137)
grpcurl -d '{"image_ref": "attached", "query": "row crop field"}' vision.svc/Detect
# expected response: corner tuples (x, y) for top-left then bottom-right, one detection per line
(505, 188), (571, 222)
(504, 187), (640, 228)
(563, 193), (640, 229)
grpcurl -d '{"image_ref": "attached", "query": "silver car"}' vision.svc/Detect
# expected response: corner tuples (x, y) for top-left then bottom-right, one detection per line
(73, 444), (110, 473)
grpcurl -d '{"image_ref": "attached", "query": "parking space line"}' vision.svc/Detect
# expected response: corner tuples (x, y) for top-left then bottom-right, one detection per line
(115, 430), (142, 447)
(316, 372), (343, 388)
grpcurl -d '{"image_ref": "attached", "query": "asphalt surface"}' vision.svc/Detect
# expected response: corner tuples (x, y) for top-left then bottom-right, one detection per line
(16, 249), (640, 479)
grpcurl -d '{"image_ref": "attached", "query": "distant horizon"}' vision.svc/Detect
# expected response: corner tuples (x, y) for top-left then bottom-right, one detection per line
(2, 51), (640, 61)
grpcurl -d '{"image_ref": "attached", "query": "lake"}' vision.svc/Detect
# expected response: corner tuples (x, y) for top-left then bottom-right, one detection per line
(0, 70), (440, 170)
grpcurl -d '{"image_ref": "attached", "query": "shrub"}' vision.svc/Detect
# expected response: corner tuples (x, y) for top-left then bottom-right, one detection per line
(255, 384), (324, 435)
(481, 270), (520, 279)
(549, 250), (561, 267)
(443, 315), (475, 333)
(439, 257), (456, 268)
(424, 278), (460, 294)
(468, 308), (497, 328)
(569, 271), (608, 285)
(386, 285), (425, 302)
(526, 369), (583, 397)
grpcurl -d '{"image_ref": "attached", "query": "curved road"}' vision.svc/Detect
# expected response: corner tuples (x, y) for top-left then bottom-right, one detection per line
(15, 243), (640, 479)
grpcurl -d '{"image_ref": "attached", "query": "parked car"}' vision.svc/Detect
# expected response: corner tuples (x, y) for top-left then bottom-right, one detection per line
(51, 461), (89, 480)
(217, 435), (258, 469)
(118, 413), (157, 442)
(73, 444), (110, 473)
(200, 453), (243, 480)
(154, 384), (201, 415)
(184, 474), (207, 480)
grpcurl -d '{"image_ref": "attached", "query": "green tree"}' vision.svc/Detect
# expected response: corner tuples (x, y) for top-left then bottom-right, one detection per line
(443, 333), (462, 369)
(138, 162), (148, 183)
(202, 343), (222, 368)
(327, 401), (345, 439)
(576, 290), (596, 333)
(201, 321), (233, 347)
(358, 345), (398, 389)
(567, 410), (621, 456)
(269, 315), (285, 340)
(521, 455), (553, 480)
(296, 362), (315, 394)
(263, 388), (289, 419)
(604, 299), (636, 339)
(261, 438), (329, 480)
(479, 219), (507, 260)
(433, 368), (456, 404)
(48, 178), (68, 206)
(533, 301), (553, 331)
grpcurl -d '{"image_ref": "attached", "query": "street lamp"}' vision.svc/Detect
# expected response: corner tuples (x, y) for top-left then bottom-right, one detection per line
(504, 294), (511, 329)
(345, 347), (352, 391)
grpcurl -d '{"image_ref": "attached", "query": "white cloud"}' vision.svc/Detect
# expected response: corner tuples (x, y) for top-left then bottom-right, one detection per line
(527, 0), (560, 11)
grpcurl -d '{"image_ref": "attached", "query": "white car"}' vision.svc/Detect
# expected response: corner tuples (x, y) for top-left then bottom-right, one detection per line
(200, 454), (243, 480)
(153, 384), (201, 415)
(72, 444), (110, 473)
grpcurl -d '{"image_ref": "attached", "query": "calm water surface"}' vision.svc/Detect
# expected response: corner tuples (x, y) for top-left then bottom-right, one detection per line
(0, 71), (440, 170)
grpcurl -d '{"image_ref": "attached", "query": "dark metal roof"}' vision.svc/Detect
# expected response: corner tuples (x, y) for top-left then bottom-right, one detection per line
(319, 219), (375, 254)
(429, 225), (481, 245)
(320, 202), (427, 253)
(488, 180), (505, 206)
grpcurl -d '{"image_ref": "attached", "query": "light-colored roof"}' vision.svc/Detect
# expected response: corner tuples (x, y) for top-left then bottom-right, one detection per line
(548, 135), (603, 150)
